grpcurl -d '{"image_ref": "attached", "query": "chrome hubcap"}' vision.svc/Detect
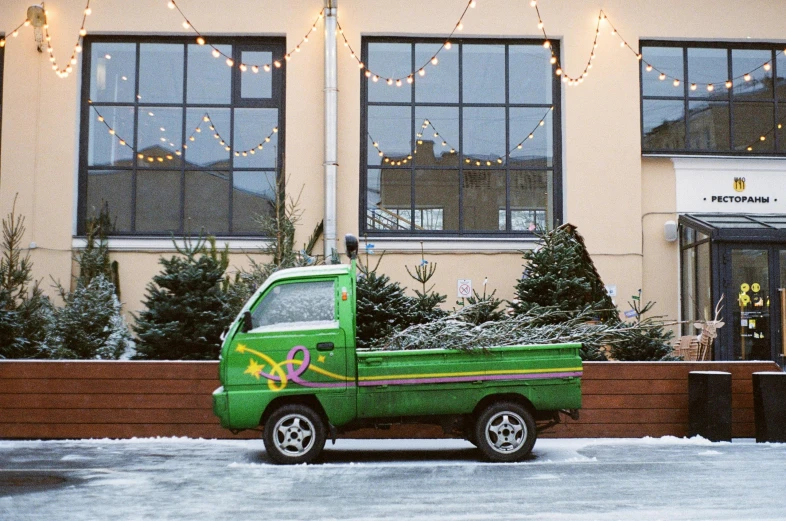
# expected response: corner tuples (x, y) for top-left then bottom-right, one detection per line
(273, 414), (315, 457)
(485, 411), (526, 454)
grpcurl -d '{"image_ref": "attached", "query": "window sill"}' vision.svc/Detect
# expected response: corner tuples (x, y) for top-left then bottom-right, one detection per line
(71, 237), (270, 252)
(360, 236), (538, 253)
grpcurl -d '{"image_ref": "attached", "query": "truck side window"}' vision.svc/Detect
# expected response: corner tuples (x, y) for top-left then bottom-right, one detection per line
(250, 280), (336, 330)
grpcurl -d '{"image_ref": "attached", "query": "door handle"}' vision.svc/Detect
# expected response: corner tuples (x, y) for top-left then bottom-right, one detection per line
(316, 342), (334, 352)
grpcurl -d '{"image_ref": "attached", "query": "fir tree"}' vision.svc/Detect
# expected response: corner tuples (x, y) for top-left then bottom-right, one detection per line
(49, 275), (131, 359)
(356, 253), (414, 349)
(0, 197), (54, 358)
(405, 243), (447, 324)
(47, 209), (132, 359)
(609, 296), (677, 361)
(511, 223), (617, 323)
(133, 234), (233, 360)
(455, 281), (506, 326)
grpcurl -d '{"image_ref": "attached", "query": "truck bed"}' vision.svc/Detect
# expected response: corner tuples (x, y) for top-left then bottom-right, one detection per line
(355, 343), (582, 418)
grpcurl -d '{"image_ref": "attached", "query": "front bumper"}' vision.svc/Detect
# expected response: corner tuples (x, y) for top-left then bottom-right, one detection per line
(212, 386), (230, 428)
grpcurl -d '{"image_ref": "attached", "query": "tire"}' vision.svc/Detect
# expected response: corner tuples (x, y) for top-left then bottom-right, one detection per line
(263, 404), (327, 465)
(474, 402), (536, 462)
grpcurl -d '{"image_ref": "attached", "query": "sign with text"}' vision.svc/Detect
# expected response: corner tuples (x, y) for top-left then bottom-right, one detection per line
(674, 158), (786, 214)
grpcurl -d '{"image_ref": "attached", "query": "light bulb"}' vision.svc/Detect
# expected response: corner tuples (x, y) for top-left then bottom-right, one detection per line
(725, 80), (732, 89)
(744, 74), (751, 82)
(418, 69), (425, 77)
(659, 73), (666, 81)
(407, 76), (413, 84)
(764, 63), (771, 71)
(196, 37), (205, 45)
(444, 41), (452, 50)
(274, 61), (281, 68)
(470, 0), (476, 6)
(168, 1), (175, 8)
(239, 64), (247, 72)
(396, 79), (402, 87)
(85, 8), (92, 15)
(707, 84), (714, 91)
(226, 58), (234, 67)
(431, 56), (438, 65)
(690, 83), (697, 91)
(79, 29), (87, 36)
(358, 62), (364, 69)
(386, 78), (393, 85)
(212, 49), (220, 58)
(538, 22), (544, 30)
(646, 64), (653, 72)
(365, 71), (371, 78)
(252, 65), (259, 73)
(372, 75), (379, 82)
(530, 0), (537, 6)
(673, 79), (680, 87)
(182, 21), (190, 29)
(457, 22), (463, 30)
(555, 68), (562, 76)
(543, 40), (550, 49)
(550, 56), (557, 64)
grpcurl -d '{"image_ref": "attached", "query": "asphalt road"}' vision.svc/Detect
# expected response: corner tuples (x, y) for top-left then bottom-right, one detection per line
(1, 437), (785, 521)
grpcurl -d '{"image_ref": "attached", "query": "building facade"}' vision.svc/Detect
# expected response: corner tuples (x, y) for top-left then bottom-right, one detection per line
(1, 0), (785, 365)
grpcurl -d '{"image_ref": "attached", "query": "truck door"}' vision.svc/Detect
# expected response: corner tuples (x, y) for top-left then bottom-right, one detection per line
(229, 278), (350, 392)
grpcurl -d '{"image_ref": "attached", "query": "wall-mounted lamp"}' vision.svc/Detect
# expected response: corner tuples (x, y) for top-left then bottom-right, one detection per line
(664, 220), (678, 242)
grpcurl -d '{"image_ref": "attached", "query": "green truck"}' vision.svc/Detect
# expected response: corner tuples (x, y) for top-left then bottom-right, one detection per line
(213, 235), (582, 464)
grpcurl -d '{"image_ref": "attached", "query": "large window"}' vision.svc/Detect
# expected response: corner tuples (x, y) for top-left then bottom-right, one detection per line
(641, 41), (786, 155)
(78, 36), (285, 236)
(361, 38), (561, 236)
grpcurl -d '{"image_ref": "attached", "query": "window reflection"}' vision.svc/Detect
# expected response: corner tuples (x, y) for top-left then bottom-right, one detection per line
(509, 108), (552, 167)
(509, 45), (552, 104)
(463, 45), (505, 104)
(641, 46), (683, 97)
(367, 43), (411, 103)
(140, 44), (184, 103)
(688, 101), (729, 150)
(240, 51), (273, 98)
(733, 103), (774, 151)
(688, 48), (728, 98)
(732, 49), (773, 100)
(463, 107), (506, 163)
(415, 169), (458, 231)
(88, 106), (135, 167)
(136, 170), (181, 232)
(86, 170), (133, 233)
(185, 170), (229, 234)
(90, 43), (136, 103)
(81, 38), (284, 236)
(233, 171), (276, 232)
(187, 44), (231, 104)
(363, 38), (558, 235)
(137, 107), (183, 167)
(643, 100), (685, 150)
(233, 108), (278, 168)
(415, 43), (457, 103)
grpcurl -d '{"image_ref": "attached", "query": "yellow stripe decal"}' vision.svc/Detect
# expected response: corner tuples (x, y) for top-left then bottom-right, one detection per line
(358, 366), (583, 382)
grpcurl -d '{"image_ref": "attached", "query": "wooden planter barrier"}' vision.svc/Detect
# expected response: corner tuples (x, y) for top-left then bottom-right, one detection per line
(0, 360), (780, 440)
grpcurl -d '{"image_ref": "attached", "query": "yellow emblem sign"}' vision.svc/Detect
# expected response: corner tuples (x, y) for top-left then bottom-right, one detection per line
(733, 177), (746, 192)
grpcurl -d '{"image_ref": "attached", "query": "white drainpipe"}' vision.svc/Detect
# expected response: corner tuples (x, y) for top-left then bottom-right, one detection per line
(324, 0), (338, 262)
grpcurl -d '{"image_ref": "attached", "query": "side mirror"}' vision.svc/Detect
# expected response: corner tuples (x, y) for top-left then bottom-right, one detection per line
(242, 311), (253, 333)
(345, 234), (358, 260)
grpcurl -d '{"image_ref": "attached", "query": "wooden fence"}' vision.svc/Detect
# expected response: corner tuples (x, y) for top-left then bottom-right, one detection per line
(0, 360), (780, 440)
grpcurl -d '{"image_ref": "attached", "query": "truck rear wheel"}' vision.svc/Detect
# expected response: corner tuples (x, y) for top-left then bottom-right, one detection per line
(474, 402), (536, 462)
(263, 404), (326, 464)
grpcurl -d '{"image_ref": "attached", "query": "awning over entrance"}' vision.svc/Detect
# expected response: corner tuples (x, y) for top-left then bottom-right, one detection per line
(680, 214), (786, 242)
(679, 214), (786, 366)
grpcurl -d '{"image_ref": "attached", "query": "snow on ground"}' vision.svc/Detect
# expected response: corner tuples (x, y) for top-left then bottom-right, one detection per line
(0, 437), (784, 521)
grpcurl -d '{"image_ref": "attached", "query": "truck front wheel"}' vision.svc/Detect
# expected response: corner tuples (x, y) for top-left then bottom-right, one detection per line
(474, 402), (536, 462)
(263, 404), (327, 464)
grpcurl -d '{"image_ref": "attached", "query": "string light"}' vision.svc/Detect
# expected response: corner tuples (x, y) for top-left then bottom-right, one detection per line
(336, 0), (477, 86)
(372, 107), (552, 167)
(534, 5), (786, 90)
(89, 103), (279, 163)
(164, 0), (323, 74)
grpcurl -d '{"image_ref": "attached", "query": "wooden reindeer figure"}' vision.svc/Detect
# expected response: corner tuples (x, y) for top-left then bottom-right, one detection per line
(694, 296), (725, 361)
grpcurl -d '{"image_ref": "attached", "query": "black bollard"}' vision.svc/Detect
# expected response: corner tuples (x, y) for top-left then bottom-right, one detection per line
(689, 371), (732, 442)
(752, 372), (786, 443)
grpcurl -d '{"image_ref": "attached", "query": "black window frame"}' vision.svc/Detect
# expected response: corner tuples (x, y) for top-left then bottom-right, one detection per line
(77, 35), (286, 237)
(640, 40), (786, 156)
(359, 36), (563, 238)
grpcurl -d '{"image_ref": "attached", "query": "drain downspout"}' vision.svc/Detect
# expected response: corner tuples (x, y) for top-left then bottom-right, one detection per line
(324, 0), (338, 262)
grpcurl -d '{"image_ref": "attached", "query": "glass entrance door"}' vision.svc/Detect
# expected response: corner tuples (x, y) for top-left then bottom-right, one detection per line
(730, 249), (770, 360)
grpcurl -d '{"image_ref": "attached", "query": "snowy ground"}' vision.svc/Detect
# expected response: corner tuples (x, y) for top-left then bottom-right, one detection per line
(1, 437), (785, 521)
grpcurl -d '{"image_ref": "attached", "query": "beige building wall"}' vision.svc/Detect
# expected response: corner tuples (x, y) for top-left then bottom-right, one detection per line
(2, 0), (786, 322)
